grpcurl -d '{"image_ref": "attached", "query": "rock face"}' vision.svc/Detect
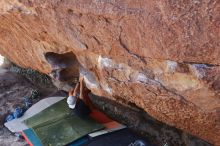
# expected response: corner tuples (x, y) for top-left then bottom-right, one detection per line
(0, 0), (219, 145)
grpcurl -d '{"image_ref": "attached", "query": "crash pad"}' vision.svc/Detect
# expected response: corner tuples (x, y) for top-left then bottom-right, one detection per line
(22, 128), (42, 146)
(22, 128), (90, 146)
(5, 97), (65, 133)
(24, 99), (104, 146)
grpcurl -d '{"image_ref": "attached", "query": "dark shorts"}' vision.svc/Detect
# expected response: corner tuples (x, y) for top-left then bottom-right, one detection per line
(74, 99), (91, 119)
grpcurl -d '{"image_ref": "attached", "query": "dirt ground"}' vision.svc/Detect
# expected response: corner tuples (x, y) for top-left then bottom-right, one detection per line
(0, 62), (212, 146)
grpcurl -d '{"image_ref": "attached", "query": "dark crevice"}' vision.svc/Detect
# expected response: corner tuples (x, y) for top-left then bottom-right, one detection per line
(45, 52), (78, 69)
(92, 36), (101, 45)
(117, 26), (218, 68)
(44, 52), (79, 84)
(67, 9), (74, 14)
(118, 26), (147, 64)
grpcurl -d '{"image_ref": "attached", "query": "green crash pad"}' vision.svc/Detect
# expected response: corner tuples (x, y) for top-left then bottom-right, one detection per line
(24, 99), (104, 146)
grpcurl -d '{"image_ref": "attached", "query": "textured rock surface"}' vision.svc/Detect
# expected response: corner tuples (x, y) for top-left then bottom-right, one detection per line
(0, 0), (219, 145)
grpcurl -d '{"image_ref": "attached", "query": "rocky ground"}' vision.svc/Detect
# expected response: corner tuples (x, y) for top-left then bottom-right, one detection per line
(0, 61), (212, 146)
(0, 62), (61, 146)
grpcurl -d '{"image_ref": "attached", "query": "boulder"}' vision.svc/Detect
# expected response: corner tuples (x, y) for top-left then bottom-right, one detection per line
(0, 0), (219, 145)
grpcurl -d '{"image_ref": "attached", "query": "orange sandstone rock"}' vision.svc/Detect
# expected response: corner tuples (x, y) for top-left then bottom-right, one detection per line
(0, 0), (219, 145)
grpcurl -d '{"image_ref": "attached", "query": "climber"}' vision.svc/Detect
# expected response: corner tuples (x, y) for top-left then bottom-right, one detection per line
(67, 77), (112, 123)
(67, 77), (92, 118)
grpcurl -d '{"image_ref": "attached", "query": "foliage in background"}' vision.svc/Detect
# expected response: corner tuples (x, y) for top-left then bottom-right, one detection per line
(9, 64), (54, 88)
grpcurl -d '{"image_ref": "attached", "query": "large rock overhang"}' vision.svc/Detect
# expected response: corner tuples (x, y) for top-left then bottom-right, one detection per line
(0, 0), (219, 145)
